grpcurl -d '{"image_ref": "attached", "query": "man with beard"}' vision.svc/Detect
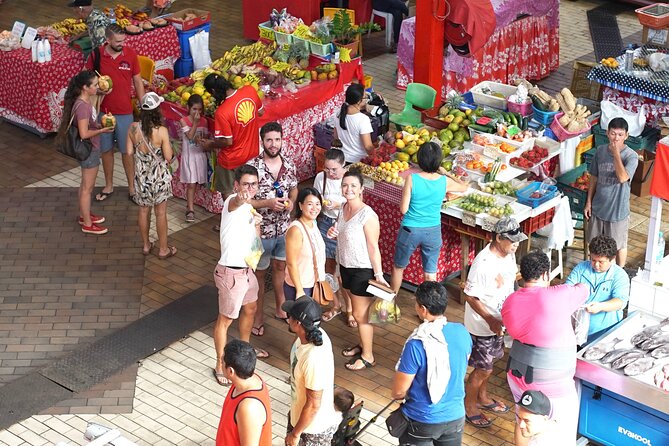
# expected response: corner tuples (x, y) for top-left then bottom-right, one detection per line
(85, 24), (145, 203)
(463, 217), (526, 428)
(247, 122), (298, 334)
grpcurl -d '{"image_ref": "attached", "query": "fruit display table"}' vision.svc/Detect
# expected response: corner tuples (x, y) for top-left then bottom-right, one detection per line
(161, 59), (364, 214)
(0, 26), (181, 136)
(396, 0), (559, 98)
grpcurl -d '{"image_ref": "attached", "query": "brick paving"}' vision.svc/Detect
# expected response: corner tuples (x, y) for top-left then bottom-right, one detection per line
(0, 0), (668, 444)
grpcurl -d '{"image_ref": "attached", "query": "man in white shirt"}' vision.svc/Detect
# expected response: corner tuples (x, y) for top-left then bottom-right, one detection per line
(212, 165), (268, 387)
(283, 297), (339, 446)
(516, 390), (566, 446)
(463, 217), (526, 427)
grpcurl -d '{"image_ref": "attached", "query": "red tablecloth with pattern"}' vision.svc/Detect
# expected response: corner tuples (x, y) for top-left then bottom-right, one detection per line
(395, 15), (559, 99)
(602, 87), (666, 128)
(363, 181), (476, 285)
(163, 60), (364, 214)
(0, 25), (180, 135)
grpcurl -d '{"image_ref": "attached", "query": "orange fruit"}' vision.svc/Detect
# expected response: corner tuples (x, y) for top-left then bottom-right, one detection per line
(466, 161), (474, 170)
(501, 164), (507, 170)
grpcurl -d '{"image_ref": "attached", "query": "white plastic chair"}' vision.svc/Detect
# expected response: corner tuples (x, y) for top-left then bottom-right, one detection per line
(368, 1), (409, 48)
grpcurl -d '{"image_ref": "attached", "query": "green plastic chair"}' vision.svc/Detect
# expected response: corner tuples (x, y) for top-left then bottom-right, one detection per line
(389, 83), (437, 129)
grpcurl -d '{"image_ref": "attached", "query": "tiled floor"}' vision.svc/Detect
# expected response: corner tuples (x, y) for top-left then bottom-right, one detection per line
(1, 0), (668, 445)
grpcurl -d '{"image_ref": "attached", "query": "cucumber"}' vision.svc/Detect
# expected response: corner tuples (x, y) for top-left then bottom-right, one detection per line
(530, 94), (547, 112)
(521, 116), (528, 131)
(509, 112), (518, 126)
(468, 123), (495, 133)
(483, 109), (502, 120)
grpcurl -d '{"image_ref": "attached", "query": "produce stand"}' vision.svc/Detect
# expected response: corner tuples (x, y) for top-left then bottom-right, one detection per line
(0, 26), (181, 136)
(396, 0), (559, 97)
(160, 59), (364, 214)
(576, 311), (669, 446)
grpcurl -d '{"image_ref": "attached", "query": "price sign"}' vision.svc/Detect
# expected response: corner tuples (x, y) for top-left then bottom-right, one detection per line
(11, 21), (26, 38)
(461, 212), (476, 227)
(363, 177), (374, 189)
(481, 216), (499, 232)
(21, 27), (37, 49)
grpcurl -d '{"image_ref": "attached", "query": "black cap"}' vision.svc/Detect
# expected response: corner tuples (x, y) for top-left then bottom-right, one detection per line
(68, 0), (92, 7)
(517, 390), (551, 416)
(282, 296), (322, 328)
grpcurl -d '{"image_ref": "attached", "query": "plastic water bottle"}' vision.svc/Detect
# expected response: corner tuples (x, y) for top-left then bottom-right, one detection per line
(31, 39), (37, 62)
(36, 39), (45, 63)
(43, 38), (51, 62)
(657, 231), (666, 265)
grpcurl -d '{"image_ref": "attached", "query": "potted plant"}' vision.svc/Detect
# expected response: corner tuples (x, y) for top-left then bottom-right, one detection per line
(329, 9), (380, 56)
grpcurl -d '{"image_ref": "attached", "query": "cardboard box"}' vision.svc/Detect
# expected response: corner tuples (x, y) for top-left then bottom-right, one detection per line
(642, 25), (669, 47)
(166, 9), (211, 31)
(631, 149), (655, 197)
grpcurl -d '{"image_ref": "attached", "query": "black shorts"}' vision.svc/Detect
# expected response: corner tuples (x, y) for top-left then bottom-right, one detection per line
(339, 265), (374, 297)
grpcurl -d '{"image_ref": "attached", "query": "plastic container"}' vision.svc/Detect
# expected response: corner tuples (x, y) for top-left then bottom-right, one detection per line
(507, 99), (533, 116)
(470, 132), (531, 163)
(174, 57), (194, 78)
(658, 231), (666, 265)
(166, 9), (211, 31)
(532, 105), (559, 125)
(310, 41), (332, 56)
(591, 124), (660, 152)
(635, 3), (669, 28)
(557, 164), (589, 215)
(520, 207), (556, 234)
(470, 81), (517, 109)
(274, 29), (293, 45)
(550, 112), (592, 141)
(43, 38), (51, 62)
(177, 22), (211, 60)
(516, 182), (559, 208)
(258, 21), (275, 41)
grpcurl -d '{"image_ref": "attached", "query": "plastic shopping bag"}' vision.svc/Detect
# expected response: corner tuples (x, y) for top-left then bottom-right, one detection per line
(572, 306), (590, 346)
(600, 100), (646, 137)
(189, 30), (212, 70)
(369, 298), (401, 324)
(244, 235), (264, 272)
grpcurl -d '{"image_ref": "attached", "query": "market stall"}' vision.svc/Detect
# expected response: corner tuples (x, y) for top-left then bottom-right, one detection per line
(396, 0), (559, 97)
(0, 25), (181, 136)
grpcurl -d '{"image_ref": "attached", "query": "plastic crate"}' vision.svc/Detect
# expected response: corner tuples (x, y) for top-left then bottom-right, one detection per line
(520, 206), (556, 234)
(310, 41), (332, 56)
(166, 9), (211, 31)
(470, 81), (516, 109)
(177, 22), (210, 60)
(636, 4), (669, 28)
(550, 113), (591, 141)
(591, 124), (660, 152)
(532, 105), (559, 125)
(557, 164), (589, 215)
(507, 99), (533, 116)
(314, 145), (327, 173)
(174, 57), (194, 78)
(313, 122), (334, 148)
(274, 30), (293, 45)
(516, 182), (559, 208)
(258, 21), (275, 41)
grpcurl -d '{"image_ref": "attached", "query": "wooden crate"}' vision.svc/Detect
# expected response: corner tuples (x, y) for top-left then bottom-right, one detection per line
(570, 61), (602, 102)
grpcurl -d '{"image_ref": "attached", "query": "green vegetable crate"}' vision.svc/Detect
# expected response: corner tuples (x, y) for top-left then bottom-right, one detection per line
(557, 164), (589, 216)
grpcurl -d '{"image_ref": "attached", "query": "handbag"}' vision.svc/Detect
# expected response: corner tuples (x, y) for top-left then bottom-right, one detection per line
(385, 404), (409, 438)
(298, 220), (334, 305)
(57, 103), (93, 161)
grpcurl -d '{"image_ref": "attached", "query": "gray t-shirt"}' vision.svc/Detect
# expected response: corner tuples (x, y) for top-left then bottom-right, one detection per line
(589, 144), (638, 222)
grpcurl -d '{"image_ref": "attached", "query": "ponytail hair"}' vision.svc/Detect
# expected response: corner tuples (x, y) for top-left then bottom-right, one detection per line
(304, 325), (323, 346)
(204, 73), (233, 104)
(339, 83), (365, 130)
(56, 70), (97, 146)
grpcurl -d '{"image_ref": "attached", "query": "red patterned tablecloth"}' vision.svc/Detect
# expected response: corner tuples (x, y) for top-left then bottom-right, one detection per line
(602, 87), (665, 128)
(0, 25), (180, 135)
(364, 182), (476, 285)
(396, 15), (559, 99)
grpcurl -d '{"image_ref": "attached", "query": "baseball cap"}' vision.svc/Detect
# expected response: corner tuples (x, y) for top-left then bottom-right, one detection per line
(141, 92), (165, 111)
(281, 296), (322, 328)
(494, 217), (528, 243)
(68, 0), (92, 7)
(517, 390), (551, 416)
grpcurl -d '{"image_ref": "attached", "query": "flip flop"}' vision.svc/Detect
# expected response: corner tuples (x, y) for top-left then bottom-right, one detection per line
(322, 307), (342, 322)
(213, 369), (230, 386)
(342, 344), (362, 358)
(346, 311), (358, 328)
(465, 414), (492, 428)
(142, 242), (154, 256)
(254, 348), (269, 359)
(478, 399), (510, 414)
(274, 315), (289, 324)
(157, 246), (177, 260)
(251, 325), (265, 337)
(345, 356), (375, 371)
(95, 190), (114, 202)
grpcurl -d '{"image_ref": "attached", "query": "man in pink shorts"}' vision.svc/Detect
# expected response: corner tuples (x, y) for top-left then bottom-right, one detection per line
(213, 164), (269, 387)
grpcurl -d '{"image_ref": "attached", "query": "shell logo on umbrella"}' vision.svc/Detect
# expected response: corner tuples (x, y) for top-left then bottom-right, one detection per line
(236, 99), (256, 126)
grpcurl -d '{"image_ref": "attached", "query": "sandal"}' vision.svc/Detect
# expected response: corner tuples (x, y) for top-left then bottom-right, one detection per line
(346, 311), (358, 328)
(213, 368), (230, 386)
(345, 356), (375, 371)
(95, 190), (114, 202)
(157, 246), (177, 260)
(251, 325), (265, 337)
(274, 314), (289, 324)
(478, 399), (510, 414)
(465, 414), (492, 428)
(322, 307), (342, 322)
(142, 242), (154, 256)
(254, 348), (269, 359)
(342, 344), (362, 358)
(185, 210), (195, 223)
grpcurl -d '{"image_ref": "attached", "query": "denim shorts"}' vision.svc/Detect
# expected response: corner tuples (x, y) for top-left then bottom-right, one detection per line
(258, 236), (286, 271)
(283, 282), (313, 302)
(393, 225), (442, 273)
(99, 113), (134, 154)
(317, 215), (337, 259)
(80, 149), (101, 169)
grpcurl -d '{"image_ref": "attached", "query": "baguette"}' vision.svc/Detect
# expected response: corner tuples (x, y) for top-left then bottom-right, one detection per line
(561, 88), (577, 111)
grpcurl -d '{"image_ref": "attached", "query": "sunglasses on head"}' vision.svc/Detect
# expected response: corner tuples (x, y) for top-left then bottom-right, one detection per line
(500, 228), (521, 236)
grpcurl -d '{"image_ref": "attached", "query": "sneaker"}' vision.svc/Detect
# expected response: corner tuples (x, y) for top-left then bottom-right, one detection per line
(78, 214), (105, 225)
(81, 223), (108, 235)
(185, 211), (195, 223)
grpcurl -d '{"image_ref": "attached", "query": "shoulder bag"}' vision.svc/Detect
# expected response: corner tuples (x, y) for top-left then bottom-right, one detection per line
(57, 102), (93, 161)
(385, 403), (409, 438)
(298, 220), (334, 305)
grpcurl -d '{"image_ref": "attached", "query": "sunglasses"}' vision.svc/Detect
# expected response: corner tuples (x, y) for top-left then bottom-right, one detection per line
(500, 228), (521, 237)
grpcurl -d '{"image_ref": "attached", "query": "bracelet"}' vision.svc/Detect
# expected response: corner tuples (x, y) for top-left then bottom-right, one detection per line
(374, 272), (383, 278)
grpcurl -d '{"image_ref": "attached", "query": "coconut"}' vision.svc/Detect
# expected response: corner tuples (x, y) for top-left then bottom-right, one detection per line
(98, 75), (113, 92)
(101, 113), (116, 128)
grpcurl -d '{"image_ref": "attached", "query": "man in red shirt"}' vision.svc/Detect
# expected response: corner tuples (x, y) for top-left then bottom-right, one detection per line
(85, 24), (145, 202)
(201, 74), (264, 199)
(216, 339), (272, 446)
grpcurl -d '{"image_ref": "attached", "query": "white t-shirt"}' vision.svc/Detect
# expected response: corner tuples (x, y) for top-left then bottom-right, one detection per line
(217, 194), (257, 267)
(464, 244), (517, 336)
(334, 112), (373, 163)
(313, 171), (345, 219)
(289, 329), (338, 434)
(528, 420), (572, 446)
(336, 205), (376, 269)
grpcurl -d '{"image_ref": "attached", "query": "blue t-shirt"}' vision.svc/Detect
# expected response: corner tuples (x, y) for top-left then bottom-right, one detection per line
(565, 260), (630, 335)
(397, 322), (472, 424)
(401, 174), (447, 228)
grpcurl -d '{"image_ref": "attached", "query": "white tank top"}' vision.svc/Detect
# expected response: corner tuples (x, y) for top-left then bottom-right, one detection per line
(336, 204), (376, 269)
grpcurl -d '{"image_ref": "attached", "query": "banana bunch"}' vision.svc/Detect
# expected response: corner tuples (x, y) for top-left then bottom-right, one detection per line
(211, 41), (276, 73)
(262, 56), (275, 68)
(243, 73), (260, 85)
(116, 18), (131, 29)
(190, 67), (221, 81)
(51, 18), (87, 37)
(283, 65), (308, 81)
(270, 61), (291, 73)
